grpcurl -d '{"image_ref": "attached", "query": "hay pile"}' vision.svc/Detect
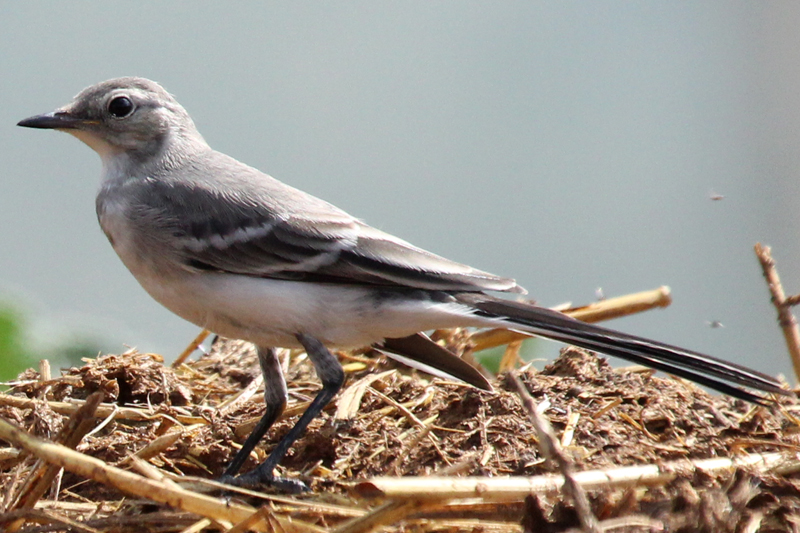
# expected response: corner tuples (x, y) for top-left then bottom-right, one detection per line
(0, 335), (798, 532)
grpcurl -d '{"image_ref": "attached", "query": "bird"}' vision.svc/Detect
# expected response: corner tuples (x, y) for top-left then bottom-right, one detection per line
(18, 77), (786, 490)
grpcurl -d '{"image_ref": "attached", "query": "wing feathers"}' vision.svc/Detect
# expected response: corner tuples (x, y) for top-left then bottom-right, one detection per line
(135, 162), (523, 293)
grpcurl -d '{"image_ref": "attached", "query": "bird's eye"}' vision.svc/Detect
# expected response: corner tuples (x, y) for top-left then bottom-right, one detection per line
(108, 96), (135, 118)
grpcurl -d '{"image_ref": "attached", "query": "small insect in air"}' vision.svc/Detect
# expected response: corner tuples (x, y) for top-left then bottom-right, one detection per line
(595, 287), (606, 301)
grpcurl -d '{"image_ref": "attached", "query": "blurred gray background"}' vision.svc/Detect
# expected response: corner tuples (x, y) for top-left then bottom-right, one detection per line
(2, 3), (799, 379)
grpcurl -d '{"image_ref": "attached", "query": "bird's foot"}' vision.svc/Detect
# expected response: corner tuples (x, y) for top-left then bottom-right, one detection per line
(217, 469), (309, 493)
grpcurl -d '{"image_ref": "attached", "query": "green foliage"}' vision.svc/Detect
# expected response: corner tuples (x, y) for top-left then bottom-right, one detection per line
(0, 302), (106, 384)
(0, 306), (36, 382)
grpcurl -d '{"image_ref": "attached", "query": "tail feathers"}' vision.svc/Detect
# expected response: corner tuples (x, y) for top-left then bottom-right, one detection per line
(377, 333), (493, 391)
(459, 294), (787, 404)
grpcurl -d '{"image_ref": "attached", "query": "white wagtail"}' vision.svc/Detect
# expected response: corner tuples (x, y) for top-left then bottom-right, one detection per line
(18, 77), (786, 490)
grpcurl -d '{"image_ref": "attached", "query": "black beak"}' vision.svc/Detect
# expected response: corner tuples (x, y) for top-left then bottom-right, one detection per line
(17, 111), (86, 130)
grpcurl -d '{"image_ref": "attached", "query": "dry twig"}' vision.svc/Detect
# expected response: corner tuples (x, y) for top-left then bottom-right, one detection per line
(754, 243), (800, 383)
(509, 374), (599, 532)
(0, 416), (323, 533)
(354, 451), (797, 501)
(173, 329), (211, 367)
(7, 391), (105, 530)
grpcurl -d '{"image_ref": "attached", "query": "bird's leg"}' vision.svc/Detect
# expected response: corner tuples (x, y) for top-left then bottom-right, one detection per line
(228, 334), (345, 491)
(221, 346), (287, 479)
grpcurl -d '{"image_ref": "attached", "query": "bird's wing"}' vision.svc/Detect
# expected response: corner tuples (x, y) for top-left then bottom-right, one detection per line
(133, 153), (524, 294)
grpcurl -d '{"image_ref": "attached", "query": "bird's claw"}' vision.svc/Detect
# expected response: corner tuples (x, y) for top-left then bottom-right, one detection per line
(218, 471), (309, 493)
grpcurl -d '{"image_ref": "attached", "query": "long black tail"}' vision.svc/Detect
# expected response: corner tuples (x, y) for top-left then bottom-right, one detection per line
(458, 293), (787, 404)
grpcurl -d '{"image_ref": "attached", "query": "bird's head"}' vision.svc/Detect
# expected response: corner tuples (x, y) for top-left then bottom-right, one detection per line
(18, 77), (205, 165)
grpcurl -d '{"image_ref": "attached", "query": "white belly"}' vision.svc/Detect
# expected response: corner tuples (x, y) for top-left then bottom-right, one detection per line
(138, 270), (479, 348)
